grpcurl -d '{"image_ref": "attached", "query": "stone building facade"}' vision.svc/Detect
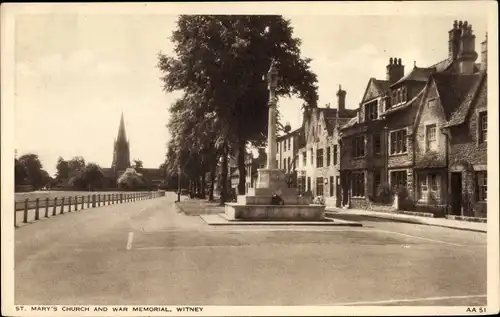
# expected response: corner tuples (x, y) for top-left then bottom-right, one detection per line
(339, 20), (488, 217)
(296, 86), (356, 206)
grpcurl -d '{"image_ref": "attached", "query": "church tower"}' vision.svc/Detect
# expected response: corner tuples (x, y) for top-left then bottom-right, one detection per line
(112, 113), (131, 172)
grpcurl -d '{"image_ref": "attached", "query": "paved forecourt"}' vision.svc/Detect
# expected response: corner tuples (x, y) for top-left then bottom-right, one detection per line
(15, 192), (486, 306)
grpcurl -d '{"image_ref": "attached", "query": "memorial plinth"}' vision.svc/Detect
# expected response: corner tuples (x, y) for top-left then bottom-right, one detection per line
(224, 168), (325, 221)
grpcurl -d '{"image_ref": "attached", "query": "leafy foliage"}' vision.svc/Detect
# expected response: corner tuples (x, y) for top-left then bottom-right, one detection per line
(117, 168), (145, 190)
(158, 15), (318, 200)
(17, 153), (50, 190)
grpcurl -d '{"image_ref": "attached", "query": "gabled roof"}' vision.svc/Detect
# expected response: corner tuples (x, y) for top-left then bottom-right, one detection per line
(444, 72), (486, 127)
(429, 57), (454, 72)
(341, 115), (358, 130)
(432, 72), (481, 121)
(373, 79), (391, 92)
(391, 66), (436, 87)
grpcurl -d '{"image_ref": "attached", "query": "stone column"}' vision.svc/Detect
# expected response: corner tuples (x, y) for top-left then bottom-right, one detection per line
(266, 59), (278, 169)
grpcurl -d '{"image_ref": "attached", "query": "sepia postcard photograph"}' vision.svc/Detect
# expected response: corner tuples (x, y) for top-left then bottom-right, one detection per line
(1, 2), (499, 316)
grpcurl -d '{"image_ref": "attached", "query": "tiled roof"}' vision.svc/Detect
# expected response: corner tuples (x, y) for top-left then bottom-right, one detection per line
(432, 72), (482, 121)
(391, 67), (436, 86)
(444, 72), (486, 127)
(429, 58), (454, 72)
(383, 88), (425, 116)
(372, 79), (391, 92)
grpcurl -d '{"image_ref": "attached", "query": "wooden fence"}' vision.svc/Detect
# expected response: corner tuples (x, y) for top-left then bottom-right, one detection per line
(14, 191), (165, 227)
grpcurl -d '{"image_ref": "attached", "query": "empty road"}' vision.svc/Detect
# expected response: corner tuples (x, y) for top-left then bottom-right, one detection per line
(14, 192), (487, 306)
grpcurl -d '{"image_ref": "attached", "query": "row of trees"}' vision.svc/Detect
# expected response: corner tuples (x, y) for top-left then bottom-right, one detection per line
(159, 15), (318, 204)
(15, 153), (157, 192)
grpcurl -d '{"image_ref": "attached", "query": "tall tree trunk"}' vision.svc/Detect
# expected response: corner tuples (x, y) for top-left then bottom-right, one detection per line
(209, 160), (216, 202)
(237, 140), (246, 195)
(220, 143), (228, 206)
(201, 172), (206, 198)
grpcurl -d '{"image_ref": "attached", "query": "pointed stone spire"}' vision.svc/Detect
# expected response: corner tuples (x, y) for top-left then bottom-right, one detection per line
(117, 112), (127, 143)
(112, 112), (131, 171)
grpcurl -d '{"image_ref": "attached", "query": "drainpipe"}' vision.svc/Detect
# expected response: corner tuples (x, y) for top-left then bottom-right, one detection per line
(442, 128), (451, 215)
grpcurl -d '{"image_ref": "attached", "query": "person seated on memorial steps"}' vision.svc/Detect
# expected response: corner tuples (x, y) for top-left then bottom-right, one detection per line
(271, 193), (285, 205)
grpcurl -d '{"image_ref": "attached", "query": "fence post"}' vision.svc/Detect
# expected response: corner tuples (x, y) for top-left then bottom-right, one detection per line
(23, 198), (28, 223)
(108, 194), (111, 205)
(53, 197), (58, 216)
(45, 197), (49, 217)
(92, 194), (96, 207)
(87, 195), (91, 208)
(35, 198), (40, 220)
(60, 197), (65, 214)
(74, 196), (78, 211)
(81, 196), (85, 210)
(68, 197), (72, 212)
(98, 194), (101, 206)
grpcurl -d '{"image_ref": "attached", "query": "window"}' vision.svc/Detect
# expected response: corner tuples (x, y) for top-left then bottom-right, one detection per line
(316, 177), (324, 196)
(310, 149), (314, 166)
(385, 96), (392, 110)
(364, 100), (378, 121)
(298, 176), (306, 194)
(373, 134), (381, 155)
(417, 173), (428, 200)
(374, 170), (382, 193)
(428, 99), (436, 108)
(326, 146), (331, 166)
(401, 87), (407, 103)
(430, 173), (438, 191)
(316, 149), (324, 168)
(333, 145), (338, 165)
(426, 124), (437, 151)
(330, 176), (334, 196)
(390, 129), (407, 154)
(307, 177), (311, 192)
(283, 159), (286, 170)
(302, 152), (307, 167)
(352, 172), (365, 197)
(287, 157), (291, 171)
(392, 91), (397, 106)
(479, 112), (487, 143)
(352, 136), (365, 158)
(283, 140), (286, 152)
(288, 139), (291, 150)
(477, 171), (487, 201)
(390, 170), (407, 188)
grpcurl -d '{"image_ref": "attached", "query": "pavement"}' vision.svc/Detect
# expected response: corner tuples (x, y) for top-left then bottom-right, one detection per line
(326, 207), (487, 233)
(14, 193), (487, 306)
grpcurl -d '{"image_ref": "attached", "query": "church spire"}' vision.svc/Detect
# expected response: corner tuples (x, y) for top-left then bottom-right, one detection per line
(112, 112), (130, 171)
(117, 112), (127, 143)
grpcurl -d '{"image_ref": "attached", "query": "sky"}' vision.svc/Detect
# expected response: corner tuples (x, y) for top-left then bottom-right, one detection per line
(13, 10), (488, 177)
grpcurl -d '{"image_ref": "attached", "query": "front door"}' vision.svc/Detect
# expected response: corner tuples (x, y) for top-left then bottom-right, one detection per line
(450, 172), (462, 215)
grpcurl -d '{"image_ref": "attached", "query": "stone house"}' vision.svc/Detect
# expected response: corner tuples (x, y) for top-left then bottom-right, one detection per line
(276, 126), (306, 188)
(413, 25), (487, 217)
(339, 76), (391, 209)
(296, 86), (356, 205)
(340, 20), (487, 217)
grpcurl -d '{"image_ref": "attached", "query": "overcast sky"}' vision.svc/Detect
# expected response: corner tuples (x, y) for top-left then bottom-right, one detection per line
(12, 7), (488, 176)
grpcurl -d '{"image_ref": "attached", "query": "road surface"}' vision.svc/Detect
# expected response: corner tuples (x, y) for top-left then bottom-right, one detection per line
(14, 193), (487, 306)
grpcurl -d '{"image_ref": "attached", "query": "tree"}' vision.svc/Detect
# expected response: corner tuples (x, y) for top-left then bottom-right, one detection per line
(158, 15), (318, 197)
(132, 159), (143, 170)
(18, 153), (48, 190)
(82, 163), (104, 191)
(15, 158), (27, 186)
(117, 168), (145, 190)
(67, 156), (86, 178)
(56, 157), (69, 182)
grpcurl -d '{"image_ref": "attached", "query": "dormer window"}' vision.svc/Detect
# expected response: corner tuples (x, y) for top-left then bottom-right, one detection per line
(364, 100), (378, 121)
(402, 87), (407, 103)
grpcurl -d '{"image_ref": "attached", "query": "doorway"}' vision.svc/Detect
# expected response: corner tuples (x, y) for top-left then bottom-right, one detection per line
(450, 172), (462, 215)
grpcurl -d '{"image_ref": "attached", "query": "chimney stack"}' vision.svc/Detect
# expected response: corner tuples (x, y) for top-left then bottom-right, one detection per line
(336, 84), (346, 113)
(386, 58), (405, 83)
(481, 32), (487, 71)
(448, 20), (461, 59)
(457, 20), (478, 74)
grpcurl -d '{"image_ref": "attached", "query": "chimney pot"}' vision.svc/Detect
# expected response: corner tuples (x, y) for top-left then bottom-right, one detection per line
(389, 57), (393, 64)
